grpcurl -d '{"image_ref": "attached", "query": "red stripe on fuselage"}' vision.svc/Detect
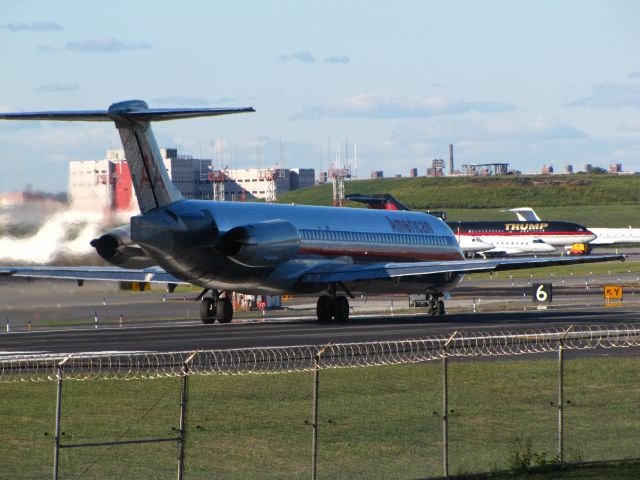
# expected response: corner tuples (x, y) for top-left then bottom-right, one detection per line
(456, 231), (589, 237)
(298, 247), (464, 261)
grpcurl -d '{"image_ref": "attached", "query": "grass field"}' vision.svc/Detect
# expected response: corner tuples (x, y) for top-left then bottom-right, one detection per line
(277, 174), (640, 228)
(1, 356), (638, 479)
(465, 259), (639, 281)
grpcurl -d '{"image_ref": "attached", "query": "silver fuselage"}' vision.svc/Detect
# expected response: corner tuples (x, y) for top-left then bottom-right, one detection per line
(131, 200), (465, 295)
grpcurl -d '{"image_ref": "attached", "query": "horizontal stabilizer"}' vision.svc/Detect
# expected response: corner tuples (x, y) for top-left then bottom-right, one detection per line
(0, 105), (255, 122)
(0, 99), (255, 213)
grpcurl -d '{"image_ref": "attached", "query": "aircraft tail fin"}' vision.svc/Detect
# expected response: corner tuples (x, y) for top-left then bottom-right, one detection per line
(0, 100), (255, 213)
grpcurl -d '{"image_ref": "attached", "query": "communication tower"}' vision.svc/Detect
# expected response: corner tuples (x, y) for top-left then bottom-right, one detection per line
(209, 140), (227, 201)
(260, 168), (285, 202)
(329, 164), (351, 207)
(208, 169), (226, 201)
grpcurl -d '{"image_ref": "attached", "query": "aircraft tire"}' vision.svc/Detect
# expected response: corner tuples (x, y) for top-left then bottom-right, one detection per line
(200, 298), (216, 324)
(333, 296), (350, 322)
(437, 300), (446, 315)
(216, 298), (233, 323)
(316, 295), (333, 322)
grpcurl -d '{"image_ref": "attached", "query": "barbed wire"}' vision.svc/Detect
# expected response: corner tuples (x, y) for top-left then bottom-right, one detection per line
(1, 324), (639, 383)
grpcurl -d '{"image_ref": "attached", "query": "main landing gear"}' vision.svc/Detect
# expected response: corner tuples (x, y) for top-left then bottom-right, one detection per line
(316, 282), (352, 322)
(427, 293), (446, 316)
(199, 290), (233, 324)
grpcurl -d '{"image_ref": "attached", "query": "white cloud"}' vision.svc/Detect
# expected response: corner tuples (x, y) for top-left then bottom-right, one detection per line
(392, 115), (587, 143)
(279, 51), (316, 63)
(292, 92), (516, 120)
(64, 38), (151, 53)
(3, 21), (63, 32)
(564, 83), (640, 108)
(325, 55), (350, 64)
(618, 116), (640, 131)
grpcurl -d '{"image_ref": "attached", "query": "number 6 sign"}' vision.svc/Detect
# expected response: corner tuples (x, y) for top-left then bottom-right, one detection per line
(532, 283), (553, 304)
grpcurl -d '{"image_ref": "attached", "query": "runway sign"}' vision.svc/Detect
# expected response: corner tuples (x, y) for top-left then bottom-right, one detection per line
(532, 283), (552, 304)
(603, 285), (623, 306)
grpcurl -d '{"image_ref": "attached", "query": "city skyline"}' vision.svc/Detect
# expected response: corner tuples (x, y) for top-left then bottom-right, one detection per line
(1, 0), (639, 192)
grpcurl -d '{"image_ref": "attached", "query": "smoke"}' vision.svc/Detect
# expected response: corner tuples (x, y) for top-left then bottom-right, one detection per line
(0, 209), (106, 264)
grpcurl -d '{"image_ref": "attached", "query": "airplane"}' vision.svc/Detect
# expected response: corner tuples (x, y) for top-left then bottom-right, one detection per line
(473, 238), (555, 257)
(456, 236), (495, 256)
(446, 220), (595, 252)
(0, 100), (625, 322)
(347, 193), (574, 256)
(509, 207), (640, 246)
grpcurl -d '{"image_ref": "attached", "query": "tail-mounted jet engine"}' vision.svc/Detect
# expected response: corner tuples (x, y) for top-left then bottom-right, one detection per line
(217, 219), (301, 267)
(90, 225), (156, 269)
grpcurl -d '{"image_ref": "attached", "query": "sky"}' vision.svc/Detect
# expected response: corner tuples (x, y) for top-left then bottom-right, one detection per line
(1, 0), (639, 192)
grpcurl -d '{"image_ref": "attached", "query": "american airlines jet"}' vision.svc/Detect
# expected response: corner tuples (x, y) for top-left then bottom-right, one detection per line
(0, 100), (625, 323)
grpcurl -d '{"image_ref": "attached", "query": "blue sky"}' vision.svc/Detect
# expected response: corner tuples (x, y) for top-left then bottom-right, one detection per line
(1, 0), (639, 192)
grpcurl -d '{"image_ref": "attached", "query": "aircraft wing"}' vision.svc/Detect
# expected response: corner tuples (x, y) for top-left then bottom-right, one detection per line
(0, 266), (188, 284)
(295, 254), (625, 284)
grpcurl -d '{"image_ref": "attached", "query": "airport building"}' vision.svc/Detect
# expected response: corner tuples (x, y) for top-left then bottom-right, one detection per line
(68, 149), (315, 213)
(211, 167), (315, 201)
(69, 149), (210, 214)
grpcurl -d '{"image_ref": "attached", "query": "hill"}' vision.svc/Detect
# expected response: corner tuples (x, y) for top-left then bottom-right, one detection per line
(277, 174), (640, 227)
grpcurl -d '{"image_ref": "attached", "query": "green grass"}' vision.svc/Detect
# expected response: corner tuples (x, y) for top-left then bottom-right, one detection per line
(278, 174), (640, 227)
(1, 357), (639, 479)
(467, 259), (639, 281)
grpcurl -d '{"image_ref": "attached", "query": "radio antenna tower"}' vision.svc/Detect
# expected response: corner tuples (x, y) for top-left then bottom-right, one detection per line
(260, 168), (285, 202)
(329, 143), (351, 207)
(209, 140), (226, 201)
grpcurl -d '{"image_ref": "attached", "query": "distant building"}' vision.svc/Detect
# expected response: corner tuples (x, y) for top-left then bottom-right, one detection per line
(69, 159), (118, 214)
(69, 148), (315, 212)
(318, 171), (328, 184)
(221, 168), (288, 201)
(371, 170), (384, 178)
(427, 158), (444, 177)
(210, 167), (316, 201)
(609, 163), (622, 173)
(565, 164), (574, 174)
(160, 149), (213, 200)
(409, 167), (418, 178)
(584, 163), (593, 173)
(461, 163), (509, 176)
(541, 165), (554, 174)
(289, 168), (316, 190)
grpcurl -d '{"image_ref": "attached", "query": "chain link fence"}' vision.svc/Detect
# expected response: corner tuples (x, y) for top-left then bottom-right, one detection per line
(1, 324), (639, 479)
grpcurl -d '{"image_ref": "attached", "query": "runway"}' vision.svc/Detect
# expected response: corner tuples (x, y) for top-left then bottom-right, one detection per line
(1, 306), (639, 355)
(1, 271), (639, 355)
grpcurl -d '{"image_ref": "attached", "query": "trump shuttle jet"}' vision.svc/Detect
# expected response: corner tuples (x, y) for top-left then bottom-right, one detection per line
(0, 100), (625, 323)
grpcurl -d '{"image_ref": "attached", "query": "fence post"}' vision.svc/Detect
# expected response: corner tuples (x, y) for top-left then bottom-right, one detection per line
(558, 325), (572, 464)
(311, 343), (330, 480)
(53, 355), (72, 480)
(442, 331), (458, 479)
(177, 351), (197, 480)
